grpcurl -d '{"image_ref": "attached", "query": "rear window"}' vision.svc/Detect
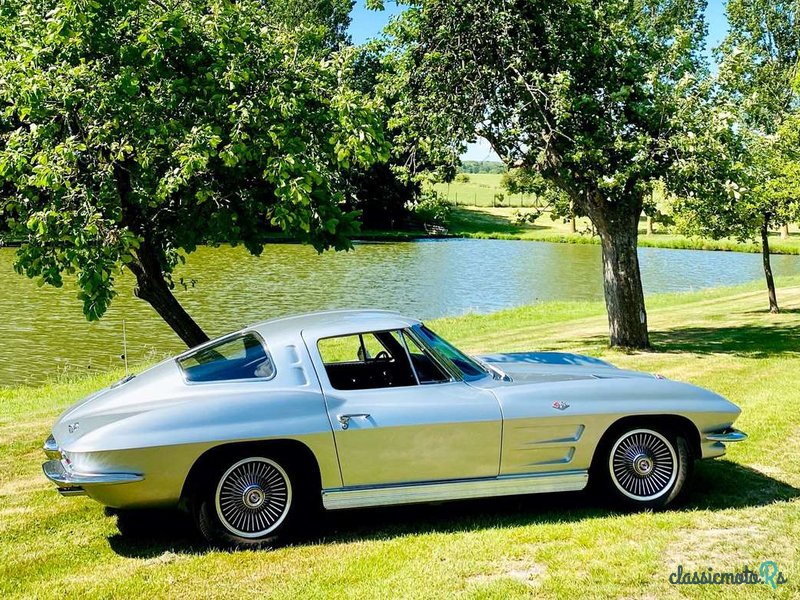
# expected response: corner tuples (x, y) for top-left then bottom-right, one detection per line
(178, 333), (275, 382)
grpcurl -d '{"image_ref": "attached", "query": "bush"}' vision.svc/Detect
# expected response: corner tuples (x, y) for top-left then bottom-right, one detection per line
(455, 173), (470, 183)
(411, 190), (453, 225)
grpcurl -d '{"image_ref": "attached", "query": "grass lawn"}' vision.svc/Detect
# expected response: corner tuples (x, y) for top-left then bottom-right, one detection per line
(447, 206), (800, 255)
(434, 174), (531, 208)
(433, 174), (800, 255)
(2, 278), (800, 598)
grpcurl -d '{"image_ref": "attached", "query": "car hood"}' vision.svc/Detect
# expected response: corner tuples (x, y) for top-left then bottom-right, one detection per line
(477, 352), (656, 384)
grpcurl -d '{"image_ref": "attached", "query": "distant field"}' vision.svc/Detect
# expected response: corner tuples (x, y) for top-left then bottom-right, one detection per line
(434, 175), (800, 255)
(434, 173), (537, 207)
(439, 202), (800, 256)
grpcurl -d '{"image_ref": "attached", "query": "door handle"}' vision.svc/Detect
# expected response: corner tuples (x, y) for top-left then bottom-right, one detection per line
(337, 413), (371, 430)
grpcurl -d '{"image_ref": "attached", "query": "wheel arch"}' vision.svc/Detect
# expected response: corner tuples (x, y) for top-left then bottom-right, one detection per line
(590, 414), (702, 473)
(180, 438), (323, 506)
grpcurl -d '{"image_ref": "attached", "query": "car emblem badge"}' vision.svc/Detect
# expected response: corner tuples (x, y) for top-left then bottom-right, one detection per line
(68, 422), (80, 434)
(552, 401), (570, 411)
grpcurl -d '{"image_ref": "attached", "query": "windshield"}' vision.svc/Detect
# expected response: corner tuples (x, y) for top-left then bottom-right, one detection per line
(412, 324), (489, 381)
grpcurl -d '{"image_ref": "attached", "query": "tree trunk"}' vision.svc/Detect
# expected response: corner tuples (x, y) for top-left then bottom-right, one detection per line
(780, 223), (789, 240)
(589, 199), (649, 349)
(568, 201), (577, 233)
(129, 240), (210, 348)
(761, 215), (779, 314)
(115, 161), (209, 348)
(646, 216), (654, 235)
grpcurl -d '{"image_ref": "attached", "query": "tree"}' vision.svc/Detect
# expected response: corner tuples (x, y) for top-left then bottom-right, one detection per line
(723, 0), (799, 313)
(501, 168), (580, 230)
(672, 118), (777, 312)
(675, 0), (800, 313)
(385, 0), (709, 348)
(267, 0), (354, 48)
(675, 114), (800, 313)
(347, 162), (420, 229)
(460, 161), (505, 174)
(0, 0), (386, 347)
(343, 43), (423, 230)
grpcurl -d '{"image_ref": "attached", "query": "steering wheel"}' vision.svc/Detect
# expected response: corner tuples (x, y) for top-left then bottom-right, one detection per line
(374, 350), (391, 361)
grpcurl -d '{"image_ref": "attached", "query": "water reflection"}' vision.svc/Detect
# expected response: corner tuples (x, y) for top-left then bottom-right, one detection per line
(1, 239), (798, 386)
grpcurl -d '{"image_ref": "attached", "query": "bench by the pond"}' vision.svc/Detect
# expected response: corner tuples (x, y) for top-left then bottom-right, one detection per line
(424, 223), (449, 236)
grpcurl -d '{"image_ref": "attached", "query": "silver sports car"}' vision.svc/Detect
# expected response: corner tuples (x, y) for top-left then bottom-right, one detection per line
(43, 310), (746, 546)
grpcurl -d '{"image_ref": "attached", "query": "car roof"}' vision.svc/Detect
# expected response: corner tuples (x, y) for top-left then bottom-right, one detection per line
(249, 309), (423, 340)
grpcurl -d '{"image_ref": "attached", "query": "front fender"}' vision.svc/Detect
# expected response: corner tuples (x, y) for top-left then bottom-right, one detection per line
(490, 376), (741, 476)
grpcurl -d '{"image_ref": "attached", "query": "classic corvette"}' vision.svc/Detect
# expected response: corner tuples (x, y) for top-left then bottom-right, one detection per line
(43, 309), (747, 546)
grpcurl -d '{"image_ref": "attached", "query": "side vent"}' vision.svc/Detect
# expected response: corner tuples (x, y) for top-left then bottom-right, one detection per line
(285, 345), (309, 386)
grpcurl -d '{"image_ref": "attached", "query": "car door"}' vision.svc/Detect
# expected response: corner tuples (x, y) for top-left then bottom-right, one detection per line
(304, 328), (502, 488)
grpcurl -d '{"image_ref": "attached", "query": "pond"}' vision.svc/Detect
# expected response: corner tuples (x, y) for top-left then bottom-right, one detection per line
(2, 238), (799, 387)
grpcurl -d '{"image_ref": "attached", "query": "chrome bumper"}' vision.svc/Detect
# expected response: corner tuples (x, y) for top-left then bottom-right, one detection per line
(43, 460), (143, 494)
(42, 435), (144, 497)
(705, 428), (748, 443)
(43, 434), (60, 460)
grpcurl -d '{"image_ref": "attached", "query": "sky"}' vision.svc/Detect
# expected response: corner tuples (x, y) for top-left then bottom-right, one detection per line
(348, 0), (731, 161)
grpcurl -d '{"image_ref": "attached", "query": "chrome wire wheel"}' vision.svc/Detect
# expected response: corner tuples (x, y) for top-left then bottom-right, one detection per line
(214, 457), (292, 539)
(608, 428), (677, 501)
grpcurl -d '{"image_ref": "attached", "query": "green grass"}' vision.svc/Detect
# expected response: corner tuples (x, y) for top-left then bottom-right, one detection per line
(3, 278), (800, 598)
(432, 174), (800, 255)
(434, 173), (533, 207)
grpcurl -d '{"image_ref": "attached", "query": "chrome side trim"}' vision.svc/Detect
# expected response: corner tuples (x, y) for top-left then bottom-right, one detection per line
(321, 470), (588, 510)
(43, 435), (61, 460)
(42, 460), (144, 487)
(705, 428), (748, 443)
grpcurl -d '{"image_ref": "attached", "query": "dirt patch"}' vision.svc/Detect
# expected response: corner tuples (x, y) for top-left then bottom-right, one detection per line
(663, 524), (763, 567)
(143, 551), (186, 566)
(0, 475), (47, 497)
(748, 463), (785, 478)
(467, 558), (546, 587)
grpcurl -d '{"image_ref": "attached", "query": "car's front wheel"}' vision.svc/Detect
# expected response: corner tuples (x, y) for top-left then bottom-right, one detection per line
(599, 427), (690, 509)
(194, 455), (302, 548)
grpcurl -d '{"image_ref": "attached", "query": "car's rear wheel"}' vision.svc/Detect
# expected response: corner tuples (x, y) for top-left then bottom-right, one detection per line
(599, 427), (690, 509)
(194, 454), (304, 548)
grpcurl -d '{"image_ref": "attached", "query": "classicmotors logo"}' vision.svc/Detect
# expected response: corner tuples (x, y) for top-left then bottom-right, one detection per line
(669, 562), (788, 590)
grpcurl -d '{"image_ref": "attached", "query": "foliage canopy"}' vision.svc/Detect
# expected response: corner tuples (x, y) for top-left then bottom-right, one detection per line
(385, 0), (710, 347)
(0, 0), (387, 344)
(673, 0), (800, 311)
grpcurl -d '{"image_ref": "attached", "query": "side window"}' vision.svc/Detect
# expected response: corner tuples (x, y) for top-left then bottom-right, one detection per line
(318, 331), (417, 390)
(403, 332), (450, 384)
(178, 333), (274, 382)
(317, 334), (363, 363)
(361, 333), (388, 360)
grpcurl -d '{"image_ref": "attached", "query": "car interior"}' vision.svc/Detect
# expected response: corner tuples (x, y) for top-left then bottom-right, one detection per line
(319, 330), (449, 390)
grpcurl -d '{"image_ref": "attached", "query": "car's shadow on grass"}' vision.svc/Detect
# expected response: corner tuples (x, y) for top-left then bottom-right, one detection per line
(107, 459), (799, 558)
